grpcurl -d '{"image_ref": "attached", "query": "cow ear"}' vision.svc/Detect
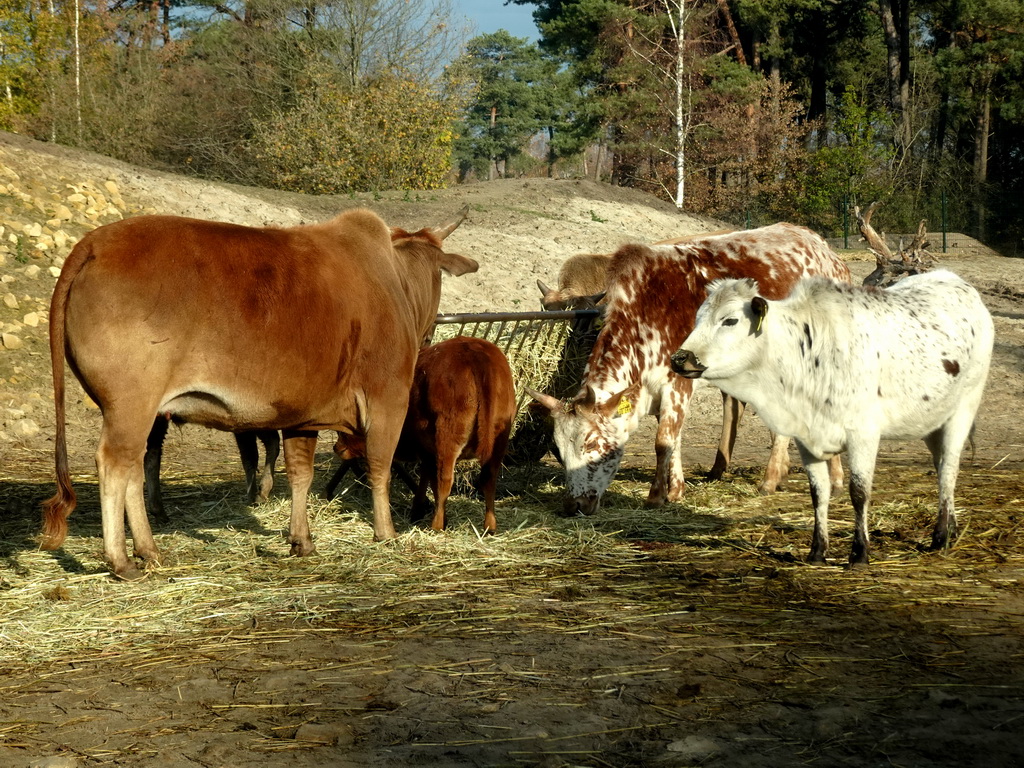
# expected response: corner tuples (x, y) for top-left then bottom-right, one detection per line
(599, 383), (640, 418)
(578, 385), (599, 408)
(439, 252), (479, 276)
(751, 296), (769, 332)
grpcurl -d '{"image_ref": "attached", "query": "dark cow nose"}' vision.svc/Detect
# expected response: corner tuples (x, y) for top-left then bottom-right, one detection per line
(670, 349), (705, 377)
(562, 496), (585, 517)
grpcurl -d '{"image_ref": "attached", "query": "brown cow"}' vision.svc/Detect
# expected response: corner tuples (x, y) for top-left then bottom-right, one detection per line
(529, 223), (850, 516)
(536, 231), (735, 310)
(41, 207), (477, 579)
(537, 253), (612, 310)
(331, 336), (516, 534)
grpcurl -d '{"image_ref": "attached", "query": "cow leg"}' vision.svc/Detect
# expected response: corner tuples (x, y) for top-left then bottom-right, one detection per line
(324, 458), (357, 500)
(479, 429), (509, 535)
(649, 380), (691, 506)
(477, 457), (501, 536)
(846, 436), (880, 567)
(283, 430), (319, 556)
(409, 459), (434, 524)
(709, 394), (743, 481)
(430, 454), (456, 533)
(758, 433), (791, 495)
(827, 455), (845, 493)
(97, 418), (156, 580)
(126, 460), (159, 564)
(256, 430), (280, 502)
(797, 442), (832, 565)
(364, 427), (402, 541)
(143, 416), (170, 525)
(925, 414), (972, 550)
(235, 432), (261, 505)
(393, 463), (419, 495)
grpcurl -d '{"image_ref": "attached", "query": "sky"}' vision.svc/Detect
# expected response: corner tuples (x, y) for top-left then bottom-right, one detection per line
(451, 0), (540, 41)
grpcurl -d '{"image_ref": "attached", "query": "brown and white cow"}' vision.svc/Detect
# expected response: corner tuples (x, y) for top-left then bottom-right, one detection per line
(529, 223), (850, 516)
(332, 337), (516, 533)
(536, 229), (764, 481)
(40, 207), (477, 579)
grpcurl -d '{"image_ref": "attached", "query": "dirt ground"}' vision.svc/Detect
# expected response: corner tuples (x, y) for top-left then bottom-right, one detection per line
(1, 132), (1023, 767)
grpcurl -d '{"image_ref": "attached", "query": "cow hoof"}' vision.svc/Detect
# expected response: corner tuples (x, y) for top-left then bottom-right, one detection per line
(289, 540), (317, 557)
(806, 554), (828, 566)
(756, 482), (778, 496)
(113, 563), (148, 581)
(133, 547), (162, 565)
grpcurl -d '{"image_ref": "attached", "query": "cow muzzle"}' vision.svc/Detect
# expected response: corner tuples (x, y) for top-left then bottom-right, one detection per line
(670, 349), (706, 378)
(562, 493), (600, 518)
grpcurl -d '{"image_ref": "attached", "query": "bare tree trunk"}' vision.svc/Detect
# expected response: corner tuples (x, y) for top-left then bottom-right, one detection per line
(769, 19), (781, 116)
(161, 0), (172, 46)
(716, 0), (746, 66)
(879, 0), (911, 149)
(880, 0), (900, 111)
(547, 127), (555, 178)
(74, 0), (82, 141)
(897, 0), (911, 146)
(489, 105), (497, 181)
(973, 84), (991, 241)
(665, 0), (688, 211)
(0, 34), (12, 110)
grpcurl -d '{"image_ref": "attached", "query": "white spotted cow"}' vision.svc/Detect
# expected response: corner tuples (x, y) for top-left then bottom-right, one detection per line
(671, 271), (993, 565)
(528, 224), (850, 516)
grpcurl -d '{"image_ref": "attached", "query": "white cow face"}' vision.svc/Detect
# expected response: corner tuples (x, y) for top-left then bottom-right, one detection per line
(671, 279), (766, 381)
(528, 385), (638, 516)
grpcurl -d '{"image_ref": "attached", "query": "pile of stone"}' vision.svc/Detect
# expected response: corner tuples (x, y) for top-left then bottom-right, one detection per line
(0, 159), (142, 442)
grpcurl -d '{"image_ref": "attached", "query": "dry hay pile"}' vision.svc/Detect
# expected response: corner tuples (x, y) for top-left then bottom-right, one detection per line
(2, 454), (1020, 671)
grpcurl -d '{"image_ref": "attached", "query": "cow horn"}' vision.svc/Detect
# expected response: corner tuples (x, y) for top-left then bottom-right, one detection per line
(526, 387), (563, 414)
(432, 205), (470, 241)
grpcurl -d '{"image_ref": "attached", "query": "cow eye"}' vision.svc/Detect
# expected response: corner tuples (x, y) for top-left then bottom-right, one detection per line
(722, 318), (739, 326)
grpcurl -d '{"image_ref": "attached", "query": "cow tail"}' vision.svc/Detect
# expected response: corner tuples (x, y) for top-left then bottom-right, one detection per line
(39, 243), (89, 550)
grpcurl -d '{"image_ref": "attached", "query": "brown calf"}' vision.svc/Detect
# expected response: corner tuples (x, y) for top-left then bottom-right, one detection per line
(333, 337), (516, 533)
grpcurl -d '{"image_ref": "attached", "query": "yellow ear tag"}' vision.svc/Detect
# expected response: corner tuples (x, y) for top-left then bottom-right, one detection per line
(755, 314), (764, 332)
(617, 396), (633, 416)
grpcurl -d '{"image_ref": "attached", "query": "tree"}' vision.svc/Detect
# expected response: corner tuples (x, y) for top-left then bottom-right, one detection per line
(454, 31), (558, 180)
(251, 67), (463, 193)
